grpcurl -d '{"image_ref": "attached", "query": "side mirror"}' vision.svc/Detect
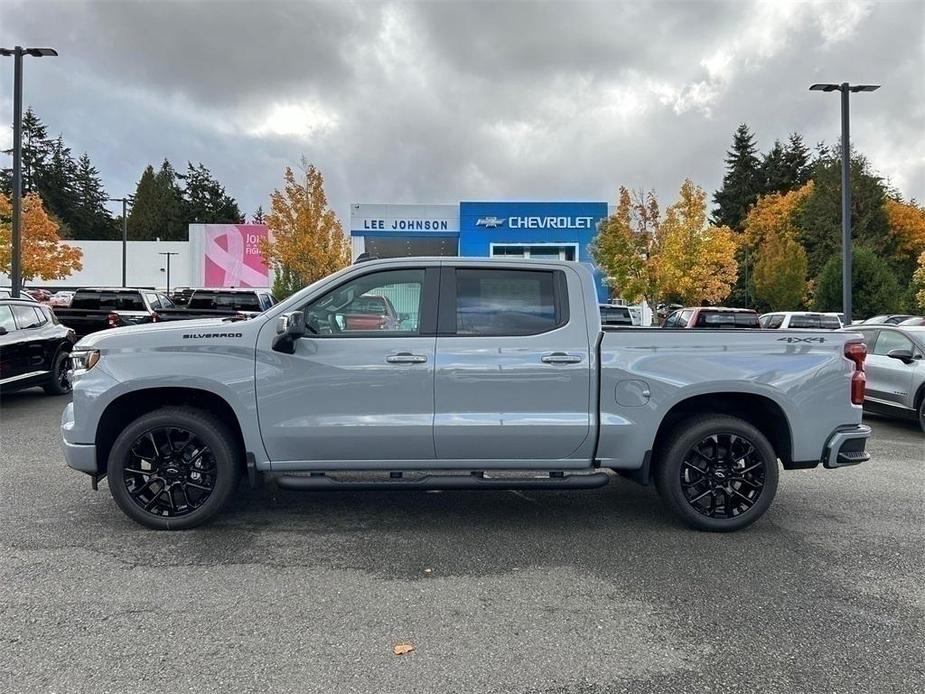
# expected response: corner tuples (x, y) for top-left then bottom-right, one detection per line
(272, 311), (307, 354)
(886, 348), (915, 364)
(0, 326), (7, 335)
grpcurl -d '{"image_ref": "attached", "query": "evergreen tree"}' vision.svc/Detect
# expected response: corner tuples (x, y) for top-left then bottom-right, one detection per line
(251, 205), (265, 224)
(797, 146), (893, 278)
(1, 107), (51, 195)
(127, 160), (187, 241)
(761, 140), (788, 195)
(72, 153), (118, 240)
(712, 124), (763, 231)
(813, 246), (901, 317)
(35, 136), (79, 236)
(182, 162), (242, 224)
(781, 133), (811, 188)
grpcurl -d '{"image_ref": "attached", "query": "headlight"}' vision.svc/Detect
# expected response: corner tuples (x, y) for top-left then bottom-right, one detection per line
(70, 349), (100, 375)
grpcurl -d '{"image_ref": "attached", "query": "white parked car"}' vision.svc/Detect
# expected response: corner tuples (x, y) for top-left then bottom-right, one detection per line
(49, 290), (75, 307)
(759, 312), (843, 330)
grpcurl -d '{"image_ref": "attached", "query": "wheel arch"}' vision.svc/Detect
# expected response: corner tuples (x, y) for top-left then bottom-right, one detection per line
(95, 387), (246, 473)
(651, 392), (794, 472)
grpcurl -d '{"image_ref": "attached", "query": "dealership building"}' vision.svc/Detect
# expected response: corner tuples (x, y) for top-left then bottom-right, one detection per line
(350, 202), (611, 302)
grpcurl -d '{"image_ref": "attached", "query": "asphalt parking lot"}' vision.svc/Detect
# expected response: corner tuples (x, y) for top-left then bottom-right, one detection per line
(0, 390), (922, 694)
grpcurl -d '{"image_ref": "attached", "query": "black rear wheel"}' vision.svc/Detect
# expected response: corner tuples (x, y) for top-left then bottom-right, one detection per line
(655, 415), (779, 532)
(107, 407), (241, 529)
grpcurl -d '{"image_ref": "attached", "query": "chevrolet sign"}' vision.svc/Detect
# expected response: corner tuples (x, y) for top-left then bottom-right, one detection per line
(475, 216), (506, 228)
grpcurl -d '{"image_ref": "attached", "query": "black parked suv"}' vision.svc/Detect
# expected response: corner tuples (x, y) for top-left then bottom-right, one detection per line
(0, 299), (76, 396)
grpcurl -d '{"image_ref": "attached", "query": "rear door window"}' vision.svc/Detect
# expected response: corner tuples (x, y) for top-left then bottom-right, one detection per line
(145, 293), (162, 309)
(11, 305), (42, 329)
(451, 269), (563, 336)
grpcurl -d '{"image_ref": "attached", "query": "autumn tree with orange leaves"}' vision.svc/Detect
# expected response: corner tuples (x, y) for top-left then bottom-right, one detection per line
(656, 180), (738, 306)
(0, 192), (83, 282)
(260, 160), (350, 298)
(593, 180), (737, 311)
(743, 182), (813, 311)
(589, 186), (663, 307)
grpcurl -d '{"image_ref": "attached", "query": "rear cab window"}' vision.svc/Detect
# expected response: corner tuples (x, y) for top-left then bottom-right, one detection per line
(188, 292), (262, 312)
(696, 311), (759, 328)
(71, 290), (146, 311)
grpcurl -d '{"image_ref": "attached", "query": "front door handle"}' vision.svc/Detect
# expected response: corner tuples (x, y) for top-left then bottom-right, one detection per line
(541, 352), (583, 364)
(386, 352), (428, 364)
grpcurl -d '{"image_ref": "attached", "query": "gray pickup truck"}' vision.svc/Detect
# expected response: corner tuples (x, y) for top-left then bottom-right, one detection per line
(61, 258), (871, 532)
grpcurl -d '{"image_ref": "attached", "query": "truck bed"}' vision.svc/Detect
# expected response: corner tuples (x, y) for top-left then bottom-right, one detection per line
(595, 327), (864, 469)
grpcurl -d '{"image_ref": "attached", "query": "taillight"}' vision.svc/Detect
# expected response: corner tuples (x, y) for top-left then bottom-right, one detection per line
(107, 312), (120, 328)
(151, 312), (160, 322)
(845, 341), (866, 405)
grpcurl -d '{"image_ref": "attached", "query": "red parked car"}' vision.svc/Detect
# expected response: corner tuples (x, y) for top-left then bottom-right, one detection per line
(341, 294), (399, 331)
(663, 307), (760, 328)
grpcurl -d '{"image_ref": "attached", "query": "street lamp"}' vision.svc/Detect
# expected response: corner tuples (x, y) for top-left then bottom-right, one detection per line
(0, 46), (58, 298)
(108, 197), (131, 286)
(809, 82), (880, 324)
(159, 251), (179, 294)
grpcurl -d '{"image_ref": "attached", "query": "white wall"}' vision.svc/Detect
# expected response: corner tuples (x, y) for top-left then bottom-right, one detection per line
(0, 240), (192, 290)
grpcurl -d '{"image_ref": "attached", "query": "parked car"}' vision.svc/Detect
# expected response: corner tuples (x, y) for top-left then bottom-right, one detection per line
(663, 307), (760, 328)
(0, 298), (76, 395)
(48, 290), (75, 308)
(863, 314), (916, 325)
(759, 312), (843, 330)
(0, 288), (38, 302)
(153, 288), (277, 322)
(897, 316), (925, 327)
(170, 287), (196, 306)
(599, 304), (634, 327)
(25, 288), (52, 303)
(62, 258), (870, 532)
(847, 324), (924, 431)
(656, 303), (683, 319)
(52, 288), (169, 336)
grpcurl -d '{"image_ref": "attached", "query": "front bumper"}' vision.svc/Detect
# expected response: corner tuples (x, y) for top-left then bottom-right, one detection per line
(822, 424), (871, 469)
(60, 402), (98, 474)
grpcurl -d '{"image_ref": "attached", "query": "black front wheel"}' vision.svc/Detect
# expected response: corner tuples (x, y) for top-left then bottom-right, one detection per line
(43, 350), (72, 395)
(918, 399), (924, 433)
(107, 407), (241, 530)
(655, 415), (779, 532)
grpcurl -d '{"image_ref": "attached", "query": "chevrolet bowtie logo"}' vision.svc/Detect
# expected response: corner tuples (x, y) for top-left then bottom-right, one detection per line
(475, 216), (505, 228)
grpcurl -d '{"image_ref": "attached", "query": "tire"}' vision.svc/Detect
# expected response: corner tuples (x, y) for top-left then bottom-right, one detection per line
(654, 414), (779, 532)
(43, 349), (72, 395)
(107, 407), (241, 530)
(918, 399), (924, 433)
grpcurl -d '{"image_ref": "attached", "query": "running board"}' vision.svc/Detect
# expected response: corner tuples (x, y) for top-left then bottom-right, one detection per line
(274, 472), (610, 492)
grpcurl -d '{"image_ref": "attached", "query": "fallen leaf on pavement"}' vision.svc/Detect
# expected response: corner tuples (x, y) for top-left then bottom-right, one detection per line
(393, 643), (415, 656)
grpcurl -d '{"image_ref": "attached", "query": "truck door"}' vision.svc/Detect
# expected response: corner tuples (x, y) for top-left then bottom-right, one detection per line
(433, 266), (593, 464)
(256, 267), (438, 465)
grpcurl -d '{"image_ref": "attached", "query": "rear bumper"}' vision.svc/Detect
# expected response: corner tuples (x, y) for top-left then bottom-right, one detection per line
(822, 424), (871, 469)
(60, 402), (98, 474)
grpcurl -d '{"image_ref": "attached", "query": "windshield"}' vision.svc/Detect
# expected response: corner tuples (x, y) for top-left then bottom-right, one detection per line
(71, 291), (146, 311)
(188, 292), (262, 311)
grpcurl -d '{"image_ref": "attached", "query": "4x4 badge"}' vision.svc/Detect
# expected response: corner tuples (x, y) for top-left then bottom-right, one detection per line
(777, 336), (826, 343)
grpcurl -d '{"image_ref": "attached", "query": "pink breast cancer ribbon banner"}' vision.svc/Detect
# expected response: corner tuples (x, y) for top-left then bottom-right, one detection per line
(203, 224), (271, 288)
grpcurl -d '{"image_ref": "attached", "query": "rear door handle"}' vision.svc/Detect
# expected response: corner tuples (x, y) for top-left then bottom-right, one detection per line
(386, 352), (428, 364)
(541, 352), (584, 364)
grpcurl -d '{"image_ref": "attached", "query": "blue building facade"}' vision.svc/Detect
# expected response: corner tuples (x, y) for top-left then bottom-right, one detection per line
(350, 201), (610, 301)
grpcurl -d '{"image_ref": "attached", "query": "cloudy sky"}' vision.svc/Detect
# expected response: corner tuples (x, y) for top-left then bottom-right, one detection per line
(1, 0), (923, 223)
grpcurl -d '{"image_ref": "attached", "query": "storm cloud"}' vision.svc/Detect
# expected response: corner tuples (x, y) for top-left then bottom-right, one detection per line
(1, 0), (922, 222)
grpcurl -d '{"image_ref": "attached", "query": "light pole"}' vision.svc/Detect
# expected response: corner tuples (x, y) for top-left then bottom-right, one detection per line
(809, 82), (880, 324)
(108, 197), (130, 286)
(0, 46), (58, 298)
(159, 251), (179, 294)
